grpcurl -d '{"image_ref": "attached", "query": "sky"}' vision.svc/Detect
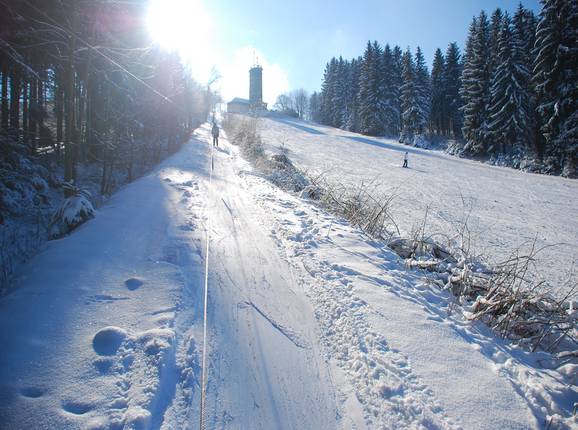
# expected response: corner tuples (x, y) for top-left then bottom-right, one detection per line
(147, 0), (541, 106)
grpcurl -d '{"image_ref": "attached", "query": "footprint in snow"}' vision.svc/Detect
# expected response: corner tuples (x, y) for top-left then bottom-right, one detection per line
(85, 294), (129, 304)
(179, 222), (195, 231)
(62, 401), (93, 415)
(93, 357), (114, 374)
(92, 326), (128, 356)
(20, 387), (44, 398)
(124, 277), (144, 291)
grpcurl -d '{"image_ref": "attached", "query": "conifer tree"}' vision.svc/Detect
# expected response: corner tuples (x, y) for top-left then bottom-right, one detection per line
(382, 44), (401, 135)
(430, 48), (446, 134)
(344, 58), (361, 131)
(444, 42), (463, 138)
(331, 57), (347, 128)
(461, 12), (492, 155)
(487, 13), (531, 154)
(533, 0), (578, 176)
(489, 8), (504, 75)
(358, 41), (384, 135)
(392, 46), (404, 133)
(320, 58), (337, 126)
(414, 47), (431, 134)
(400, 48), (419, 142)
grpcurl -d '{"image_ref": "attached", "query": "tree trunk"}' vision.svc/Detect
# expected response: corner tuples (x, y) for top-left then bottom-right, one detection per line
(22, 81), (29, 144)
(64, 2), (77, 192)
(9, 68), (20, 132)
(1, 63), (8, 130)
(56, 76), (63, 148)
(29, 77), (38, 151)
(37, 73), (45, 147)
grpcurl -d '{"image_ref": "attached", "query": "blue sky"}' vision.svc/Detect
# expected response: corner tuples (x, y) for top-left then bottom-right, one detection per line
(149, 0), (541, 103)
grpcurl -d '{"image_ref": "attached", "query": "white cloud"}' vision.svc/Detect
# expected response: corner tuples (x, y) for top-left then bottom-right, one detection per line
(217, 46), (290, 106)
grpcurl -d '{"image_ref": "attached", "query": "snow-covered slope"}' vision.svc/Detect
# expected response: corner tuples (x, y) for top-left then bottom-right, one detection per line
(0, 123), (575, 429)
(258, 116), (578, 294)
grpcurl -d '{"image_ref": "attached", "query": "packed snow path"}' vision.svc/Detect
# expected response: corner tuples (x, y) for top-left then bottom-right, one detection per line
(259, 117), (578, 294)
(0, 123), (571, 429)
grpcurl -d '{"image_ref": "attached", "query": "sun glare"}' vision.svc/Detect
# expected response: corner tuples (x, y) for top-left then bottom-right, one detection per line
(146, 0), (215, 82)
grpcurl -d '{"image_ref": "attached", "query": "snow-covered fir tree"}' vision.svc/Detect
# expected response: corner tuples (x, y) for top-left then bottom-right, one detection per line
(443, 42), (463, 138)
(461, 12), (492, 155)
(414, 47), (432, 134)
(488, 8), (504, 78)
(343, 58), (361, 131)
(392, 46), (405, 133)
(487, 13), (532, 154)
(311, 1), (576, 177)
(320, 58), (337, 126)
(430, 48), (446, 135)
(382, 45), (401, 135)
(309, 91), (322, 122)
(331, 57), (348, 128)
(533, 0), (578, 176)
(400, 49), (419, 142)
(358, 41), (384, 135)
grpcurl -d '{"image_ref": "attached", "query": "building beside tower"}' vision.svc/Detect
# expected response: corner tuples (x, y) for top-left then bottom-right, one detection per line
(227, 64), (267, 114)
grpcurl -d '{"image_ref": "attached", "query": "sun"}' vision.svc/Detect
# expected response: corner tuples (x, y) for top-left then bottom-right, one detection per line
(146, 0), (215, 82)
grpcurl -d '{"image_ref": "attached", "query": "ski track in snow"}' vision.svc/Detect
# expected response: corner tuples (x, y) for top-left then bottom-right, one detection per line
(0, 122), (575, 429)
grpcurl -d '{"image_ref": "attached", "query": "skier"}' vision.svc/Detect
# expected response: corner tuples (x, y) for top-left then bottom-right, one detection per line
(403, 151), (408, 168)
(211, 122), (219, 147)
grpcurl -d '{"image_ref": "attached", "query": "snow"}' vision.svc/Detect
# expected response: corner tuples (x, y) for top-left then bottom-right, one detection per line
(258, 116), (578, 295)
(0, 122), (575, 429)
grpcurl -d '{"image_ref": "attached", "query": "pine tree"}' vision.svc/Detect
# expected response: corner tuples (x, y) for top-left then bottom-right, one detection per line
(461, 12), (492, 155)
(414, 47), (431, 134)
(444, 42), (463, 138)
(487, 13), (531, 154)
(430, 48), (446, 135)
(320, 58), (337, 126)
(533, 0), (578, 176)
(513, 4), (539, 153)
(343, 58), (361, 131)
(309, 92), (322, 122)
(331, 57), (347, 128)
(489, 8), (504, 75)
(382, 44), (401, 135)
(392, 46), (404, 134)
(358, 41), (384, 135)
(400, 48), (419, 142)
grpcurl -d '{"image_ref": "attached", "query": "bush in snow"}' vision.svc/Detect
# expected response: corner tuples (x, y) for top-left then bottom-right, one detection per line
(222, 113), (265, 161)
(50, 182), (95, 238)
(267, 154), (309, 192)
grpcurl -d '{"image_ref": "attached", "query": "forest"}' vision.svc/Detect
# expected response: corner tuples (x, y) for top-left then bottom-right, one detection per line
(310, 1), (578, 177)
(0, 0), (213, 288)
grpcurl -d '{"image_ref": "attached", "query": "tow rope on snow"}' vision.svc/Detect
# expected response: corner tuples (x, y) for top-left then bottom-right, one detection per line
(199, 130), (214, 430)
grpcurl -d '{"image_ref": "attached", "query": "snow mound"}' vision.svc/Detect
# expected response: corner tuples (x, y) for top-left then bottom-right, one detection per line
(123, 406), (151, 429)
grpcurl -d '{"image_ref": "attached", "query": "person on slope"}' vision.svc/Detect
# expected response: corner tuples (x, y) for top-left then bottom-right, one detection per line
(212, 122), (220, 147)
(403, 151), (409, 168)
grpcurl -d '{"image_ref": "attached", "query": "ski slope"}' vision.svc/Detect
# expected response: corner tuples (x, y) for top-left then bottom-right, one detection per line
(0, 123), (575, 429)
(258, 116), (578, 294)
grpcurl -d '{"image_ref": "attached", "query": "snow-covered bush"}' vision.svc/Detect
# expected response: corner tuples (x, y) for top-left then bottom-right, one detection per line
(50, 182), (95, 238)
(267, 154), (309, 192)
(222, 113), (264, 161)
(388, 231), (578, 356)
(0, 137), (51, 216)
